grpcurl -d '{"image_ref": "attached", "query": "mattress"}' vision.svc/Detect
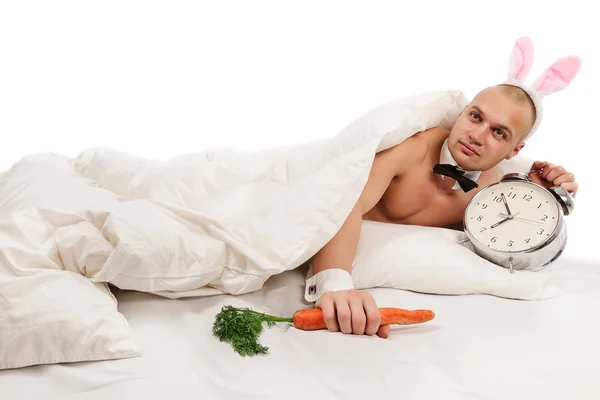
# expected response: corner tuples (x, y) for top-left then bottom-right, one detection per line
(1, 252), (599, 400)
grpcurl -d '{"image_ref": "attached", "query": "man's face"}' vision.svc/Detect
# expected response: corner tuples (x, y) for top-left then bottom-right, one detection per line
(447, 86), (534, 171)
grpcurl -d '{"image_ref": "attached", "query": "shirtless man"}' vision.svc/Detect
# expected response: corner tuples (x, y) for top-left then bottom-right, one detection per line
(308, 84), (579, 339)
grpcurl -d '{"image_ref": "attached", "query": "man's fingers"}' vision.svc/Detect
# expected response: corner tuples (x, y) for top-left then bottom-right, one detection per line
(560, 181), (578, 195)
(349, 295), (366, 335)
(545, 165), (567, 184)
(540, 163), (555, 180)
(363, 296), (382, 336)
(334, 299), (352, 334)
(376, 325), (390, 339)
(316, 290), (388, 337)
(554, 172), (575, 187)
(316, 295), (340, 333)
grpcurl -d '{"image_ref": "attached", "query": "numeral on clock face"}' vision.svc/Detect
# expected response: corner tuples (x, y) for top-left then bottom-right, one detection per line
(466, 181), (559, 253)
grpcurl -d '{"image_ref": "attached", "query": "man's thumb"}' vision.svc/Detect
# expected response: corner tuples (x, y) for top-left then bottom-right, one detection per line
(376, 325), (390, 339)
(531, 160), (548, 169)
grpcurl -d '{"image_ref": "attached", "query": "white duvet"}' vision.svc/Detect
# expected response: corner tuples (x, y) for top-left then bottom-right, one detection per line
(0, 90), (537, 370)
(0, 90), (473, 298)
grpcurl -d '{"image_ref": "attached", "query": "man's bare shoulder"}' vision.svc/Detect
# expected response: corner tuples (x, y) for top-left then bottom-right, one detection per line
(419, 126), (451, 149)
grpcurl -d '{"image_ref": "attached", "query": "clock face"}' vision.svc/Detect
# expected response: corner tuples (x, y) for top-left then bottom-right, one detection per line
(464, 180), (560, 253)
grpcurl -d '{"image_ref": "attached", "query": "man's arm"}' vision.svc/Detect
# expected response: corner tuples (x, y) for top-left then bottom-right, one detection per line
(306, 136), (427, 337)
(310, 144), (413, 275)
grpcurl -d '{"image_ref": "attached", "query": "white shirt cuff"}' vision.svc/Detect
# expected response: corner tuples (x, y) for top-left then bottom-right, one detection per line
(304, 268), (354, 302)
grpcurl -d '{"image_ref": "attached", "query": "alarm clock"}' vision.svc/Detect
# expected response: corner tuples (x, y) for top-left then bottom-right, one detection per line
(461, 171), (575, 273)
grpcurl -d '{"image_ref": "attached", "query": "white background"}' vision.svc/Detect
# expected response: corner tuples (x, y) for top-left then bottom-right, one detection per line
(1, 1), (598, 262)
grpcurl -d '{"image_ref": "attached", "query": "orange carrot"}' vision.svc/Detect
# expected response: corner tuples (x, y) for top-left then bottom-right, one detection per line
(292, 307), (435, 330)
(213, 305), (435, 357)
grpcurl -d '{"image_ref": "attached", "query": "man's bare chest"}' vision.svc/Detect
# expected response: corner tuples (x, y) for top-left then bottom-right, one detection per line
(363, 167), (470, 228)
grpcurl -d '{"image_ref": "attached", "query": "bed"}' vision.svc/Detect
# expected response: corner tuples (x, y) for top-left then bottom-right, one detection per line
(1, 250), (599, 400)
(1, 90), (598, 399)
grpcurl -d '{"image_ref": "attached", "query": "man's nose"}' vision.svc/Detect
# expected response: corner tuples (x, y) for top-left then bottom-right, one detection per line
(468, 124), (487, 144)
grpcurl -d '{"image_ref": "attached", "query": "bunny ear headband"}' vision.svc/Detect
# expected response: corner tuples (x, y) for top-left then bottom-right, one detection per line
(503, 36), (582, 140)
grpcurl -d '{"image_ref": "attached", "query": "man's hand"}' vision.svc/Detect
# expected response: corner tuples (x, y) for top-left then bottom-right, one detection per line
(528, 161), (578, 197)
(315, 289), (391, 339)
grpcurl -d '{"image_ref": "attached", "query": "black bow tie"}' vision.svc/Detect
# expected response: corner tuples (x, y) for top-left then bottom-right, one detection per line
(433, 163), (479, 192)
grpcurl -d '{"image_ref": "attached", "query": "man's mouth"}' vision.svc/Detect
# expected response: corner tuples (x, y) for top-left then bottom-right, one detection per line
(459, 141), (478, 156)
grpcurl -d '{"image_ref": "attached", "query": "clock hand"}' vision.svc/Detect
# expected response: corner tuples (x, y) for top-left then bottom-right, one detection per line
(501, 193), (512, 216)
(490, 212), (520, 229)
(490, 218), (510, 229)
(498, 213), (543, 225)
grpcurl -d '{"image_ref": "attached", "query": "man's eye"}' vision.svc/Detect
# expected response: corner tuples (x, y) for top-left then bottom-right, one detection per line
(470, 112), (480, 120)
(495, 129), (505, 137)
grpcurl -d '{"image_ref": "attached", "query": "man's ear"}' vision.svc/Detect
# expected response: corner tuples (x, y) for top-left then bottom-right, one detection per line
(505, 141), (526, 160)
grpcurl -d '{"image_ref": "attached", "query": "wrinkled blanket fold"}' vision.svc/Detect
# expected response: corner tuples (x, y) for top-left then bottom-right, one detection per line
(0, 90), (532, 300)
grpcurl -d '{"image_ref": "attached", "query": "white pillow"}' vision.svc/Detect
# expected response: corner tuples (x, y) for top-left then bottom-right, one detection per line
(0, 270), (142, 370)
(0, 154), (142, 370)
(318, 220), (561, 300)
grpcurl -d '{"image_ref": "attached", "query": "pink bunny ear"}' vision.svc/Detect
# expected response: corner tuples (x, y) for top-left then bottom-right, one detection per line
(508, 36), (534, 82)
(531, 55), (581, 96)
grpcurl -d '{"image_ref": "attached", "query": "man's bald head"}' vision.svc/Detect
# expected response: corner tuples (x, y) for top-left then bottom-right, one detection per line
(480, 84), (537, 139)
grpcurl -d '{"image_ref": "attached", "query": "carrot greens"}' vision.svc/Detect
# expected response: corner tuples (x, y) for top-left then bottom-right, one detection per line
(212, 305), (292, 357)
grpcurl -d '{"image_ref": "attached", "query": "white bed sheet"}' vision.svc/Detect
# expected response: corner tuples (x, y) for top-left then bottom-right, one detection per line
(1, 253), (600, 400)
